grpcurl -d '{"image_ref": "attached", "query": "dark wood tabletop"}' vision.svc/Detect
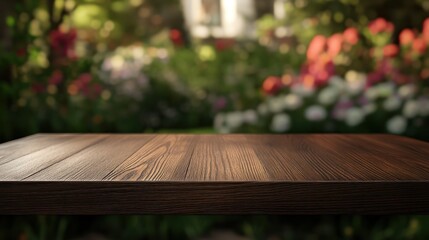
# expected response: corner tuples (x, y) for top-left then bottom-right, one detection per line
(1, 134), (429, 214)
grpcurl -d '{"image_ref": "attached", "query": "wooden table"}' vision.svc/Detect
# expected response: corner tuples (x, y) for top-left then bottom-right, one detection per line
(0, 134), (429, 214)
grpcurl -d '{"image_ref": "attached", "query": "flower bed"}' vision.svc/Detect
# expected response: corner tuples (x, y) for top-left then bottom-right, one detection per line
(214, 18), (429, 140)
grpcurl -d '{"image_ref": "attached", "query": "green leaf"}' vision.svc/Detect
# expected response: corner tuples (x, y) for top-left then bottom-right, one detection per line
(6, 16), (15, 27)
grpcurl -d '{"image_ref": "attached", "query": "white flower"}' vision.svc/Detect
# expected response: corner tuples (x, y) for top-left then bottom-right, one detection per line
(225, 112), (243, 129)
(214, 113), (229, 133)
(345, 70), (365, 83)
(418, 98), (429, 116)
(383, 96), (401, 111)
(328, 76), (346, 90)
(268, 97), (284, 113)
(398, 84), (416, 99)
(305, 105), (327, 121)
(218, 127), (231, 133)
(365, 87), (379, 100)
(345, 107), (365, 126)
(291, 84), (314, 97)
(318, 87), (339, 105)
(283, 93), (303, 110)
(100, 45), (151, 100)
(257, 103), (269, 115)
(242, 110), (258, 124)
(270, 113), (291, 132)
(214, 113), (225, 127)
(362, 103), (377, 115)
(131, 46), (145, 60)
(403, 100), (419, 118)
(376, 82), (395, 98)
(345, 71), (366, 96)
(386, 115), (407, 134)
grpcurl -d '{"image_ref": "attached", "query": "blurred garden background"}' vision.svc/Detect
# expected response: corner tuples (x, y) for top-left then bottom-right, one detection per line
(1, 0), (429, 239)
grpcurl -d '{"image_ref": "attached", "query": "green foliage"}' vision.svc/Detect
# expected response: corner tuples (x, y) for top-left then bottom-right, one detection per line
(282, 0), (429, 44)
(1, 216), (429, 240)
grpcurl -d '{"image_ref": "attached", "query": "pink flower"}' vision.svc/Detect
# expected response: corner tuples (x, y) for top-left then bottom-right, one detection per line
(332, 100), (353, 120)
(306, 35), (327, 61)
(49, 28), (77, 60)
(368, 18), (394, 35)
(378, 59), (394, 73)
(399, 29), (415, 46)
(412, 38), (426, 54)
(383, 44), (399, 58)
(327, 33), (343, 58)
(262, 76), (283, 95)
(48, 70), (63, 85)
(343, 27), (359, 45)
(213, 97), (227, 111)
(366, 71), (384, 86)
(366, 60), (392, 86)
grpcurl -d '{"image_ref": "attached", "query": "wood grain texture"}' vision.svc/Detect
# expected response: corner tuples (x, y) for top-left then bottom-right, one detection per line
(185, 135), (270, 180)
(25, 135), (154, 181)
(0, 134), (429, 214)
(0, 134), (78, 166)
(104, 135), (195, 181)
(1, 182), (429, 214)
(0, 135), (106, 180)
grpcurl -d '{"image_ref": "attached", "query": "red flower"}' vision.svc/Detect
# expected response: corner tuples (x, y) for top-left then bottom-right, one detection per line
(424, 18), (429, 29)
(412, 38), (427, 54)
(423, 18), (429, 43)
(300, 57), (335, 88)
(83, 83), (102, 98)
(31, 83), (45, 94)
(392, 72), (412, 84)
(49, 28), (77, 60)
(79, 73), (92, 85)
(215, 39), (235, 51)
(71, 73), (92, 92)
(386, 22), (394, 33)
(48, 70), (63, 85)
(169, 29), (183, 46)
(327, 33), (343, 58)
(399, 29), (415, 46)
(420, 69), (429, 79)
(306, 35), (327, 61)
(368, 18), (394, 35)
(69, 73), (102, 98)
(16, 48), (27, 57)
(343, 27), (359, 45)
(262, 76), (283, 95)
(383, 44), (399, 58)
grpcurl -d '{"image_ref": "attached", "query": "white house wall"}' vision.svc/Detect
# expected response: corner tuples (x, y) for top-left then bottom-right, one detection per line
(181, 0), (256, 38)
